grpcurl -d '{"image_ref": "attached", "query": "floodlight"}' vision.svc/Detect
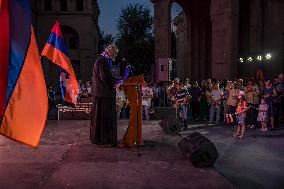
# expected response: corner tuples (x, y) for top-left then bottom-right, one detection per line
(247, 56), (253, 62)
(265, 53), (272, 60)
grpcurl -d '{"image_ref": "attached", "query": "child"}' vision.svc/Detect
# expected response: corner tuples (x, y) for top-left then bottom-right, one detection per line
(257, 97), (269, 132)
(233, 91), (248, 139)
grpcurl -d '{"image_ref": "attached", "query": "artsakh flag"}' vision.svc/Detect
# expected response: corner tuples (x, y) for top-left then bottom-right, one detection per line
(0, 0), (48, 148)
(41, 21), (79, 104)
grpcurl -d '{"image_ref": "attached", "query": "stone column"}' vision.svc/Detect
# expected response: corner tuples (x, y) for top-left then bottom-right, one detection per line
(174, 12), (190, 80)
(151, 0), (171, 81)
(190, 8), (200, 81)
(199, 23), (207, 80)
(211, 0), (239, 80)
(248, 0), (263, 75)
(249, 0), (263, 53)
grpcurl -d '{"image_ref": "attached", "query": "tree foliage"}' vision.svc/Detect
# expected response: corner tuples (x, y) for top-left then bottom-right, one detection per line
(98, 30), (115, 53)
(116, 4), (154, 75)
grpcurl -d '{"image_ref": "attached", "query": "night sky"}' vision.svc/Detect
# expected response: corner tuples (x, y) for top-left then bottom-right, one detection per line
(97, 0), (182, 36)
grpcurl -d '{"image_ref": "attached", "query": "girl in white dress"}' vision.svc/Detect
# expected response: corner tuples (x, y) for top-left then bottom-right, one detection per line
(257, 97), (269, 132)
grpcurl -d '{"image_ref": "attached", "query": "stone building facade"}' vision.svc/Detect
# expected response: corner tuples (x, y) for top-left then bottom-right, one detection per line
(153, 0), (284, 81)
(31, 0), (100, 85)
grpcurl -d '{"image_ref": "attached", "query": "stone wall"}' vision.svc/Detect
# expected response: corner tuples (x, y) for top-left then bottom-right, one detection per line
(31, 0), (100, 85)
(154, 0), (284, 81)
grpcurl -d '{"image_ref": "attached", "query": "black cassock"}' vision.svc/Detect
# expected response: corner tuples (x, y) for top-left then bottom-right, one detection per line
(90, 56), (117, 145)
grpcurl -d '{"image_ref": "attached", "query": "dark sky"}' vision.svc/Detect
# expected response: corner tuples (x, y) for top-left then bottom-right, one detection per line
(97, 0), (182, 36)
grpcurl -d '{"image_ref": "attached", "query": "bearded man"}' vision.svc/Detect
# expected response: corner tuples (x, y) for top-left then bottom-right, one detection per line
(90, 44), (119, 146)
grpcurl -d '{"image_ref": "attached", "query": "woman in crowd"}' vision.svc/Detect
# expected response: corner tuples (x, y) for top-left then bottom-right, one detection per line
(237, 79), (244, 91)
(258, 80), (265, 98)
(200, 80), (209, 121)
(244, 79), (259, 128)
(189, 81), (202, 121)
(262, 80), (277, 128)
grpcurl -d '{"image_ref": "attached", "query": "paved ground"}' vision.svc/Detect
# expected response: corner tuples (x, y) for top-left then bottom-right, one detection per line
(180, 122), (284, 189)
(0, 120), (283, 189)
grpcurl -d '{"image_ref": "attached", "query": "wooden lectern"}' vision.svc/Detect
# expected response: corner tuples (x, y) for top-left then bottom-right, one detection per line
(122, 75), (144, 146)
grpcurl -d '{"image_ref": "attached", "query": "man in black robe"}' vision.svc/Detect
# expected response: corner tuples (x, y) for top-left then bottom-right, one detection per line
(90, 44), (118, 146)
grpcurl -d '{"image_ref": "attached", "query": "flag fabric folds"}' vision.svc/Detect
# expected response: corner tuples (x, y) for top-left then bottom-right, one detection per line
(0, 0), (48, 148)
(0, 0), (10, 118)
(41, 22), (79, 104)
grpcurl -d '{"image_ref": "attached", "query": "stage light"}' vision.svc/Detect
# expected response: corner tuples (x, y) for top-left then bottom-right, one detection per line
(257, 55), (262, 61)
(265, 53), (272, 60)
(239, 57), (244, 63)
(247, 56), (253, 62)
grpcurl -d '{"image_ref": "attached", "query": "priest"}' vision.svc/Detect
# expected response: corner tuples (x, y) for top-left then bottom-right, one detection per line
(90, 44), (118, 146)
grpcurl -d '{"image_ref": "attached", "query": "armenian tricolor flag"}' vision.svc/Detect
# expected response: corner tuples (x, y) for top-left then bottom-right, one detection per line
(0, 0), (48, 148)
(41, 22), (79, 104)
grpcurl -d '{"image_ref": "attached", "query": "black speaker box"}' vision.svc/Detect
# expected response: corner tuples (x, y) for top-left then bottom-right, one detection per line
(151, 107), (176, 120)
(178, 132), (219, 167)
(159, 114), (183, 135)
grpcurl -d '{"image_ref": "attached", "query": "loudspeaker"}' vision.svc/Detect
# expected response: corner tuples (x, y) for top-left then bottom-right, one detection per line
(178, 132), (219, 167)
(159, 114), (183, 135)
(151, 107), (176, 120)
(157, 58), (169, 82)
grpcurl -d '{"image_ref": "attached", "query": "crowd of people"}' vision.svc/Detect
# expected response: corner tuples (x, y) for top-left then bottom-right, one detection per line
(159, 74), (283, 134)
(48, 71), (284, 138)
(116, 74), (283, 136)
(47, 80), (93, 119)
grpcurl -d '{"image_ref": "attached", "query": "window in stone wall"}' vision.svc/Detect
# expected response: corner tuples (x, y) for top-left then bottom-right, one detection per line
(61, 0), (67, 11)
(77, 0), (84, 11)
(61, 25), (79, 49)
(69, 37), (78, 49)
(44, 0), (51, 11)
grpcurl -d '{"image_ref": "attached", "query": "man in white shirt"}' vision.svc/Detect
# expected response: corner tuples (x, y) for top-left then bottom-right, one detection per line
(142, 81), (153, 120)
(209, 83), (224, 124)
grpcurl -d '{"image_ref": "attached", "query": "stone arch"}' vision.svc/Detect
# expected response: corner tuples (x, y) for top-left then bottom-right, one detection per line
(153, 0), (239, 81)
(60, 25), (81, 78)
(61, 25), (80, 49)
(171, 3), (191, 81)
(153, 0), (212, 81)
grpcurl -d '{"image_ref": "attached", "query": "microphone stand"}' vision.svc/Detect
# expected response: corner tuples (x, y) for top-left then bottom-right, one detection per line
(135, 83), (141, 156)
(134, 83), (156, 156)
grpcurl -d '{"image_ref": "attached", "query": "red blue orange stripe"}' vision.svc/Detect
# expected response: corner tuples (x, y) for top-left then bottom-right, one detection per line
(42, 21), (79, 104)
(42, 43), (76, 75)
(5, 0), (31, 106)
(47, 32), (69, 57)
(0, 0), (48, 148)
(0, 0), (10, 118)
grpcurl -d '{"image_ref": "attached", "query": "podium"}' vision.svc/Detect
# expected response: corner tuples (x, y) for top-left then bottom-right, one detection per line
(122, 75), (144, 146)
